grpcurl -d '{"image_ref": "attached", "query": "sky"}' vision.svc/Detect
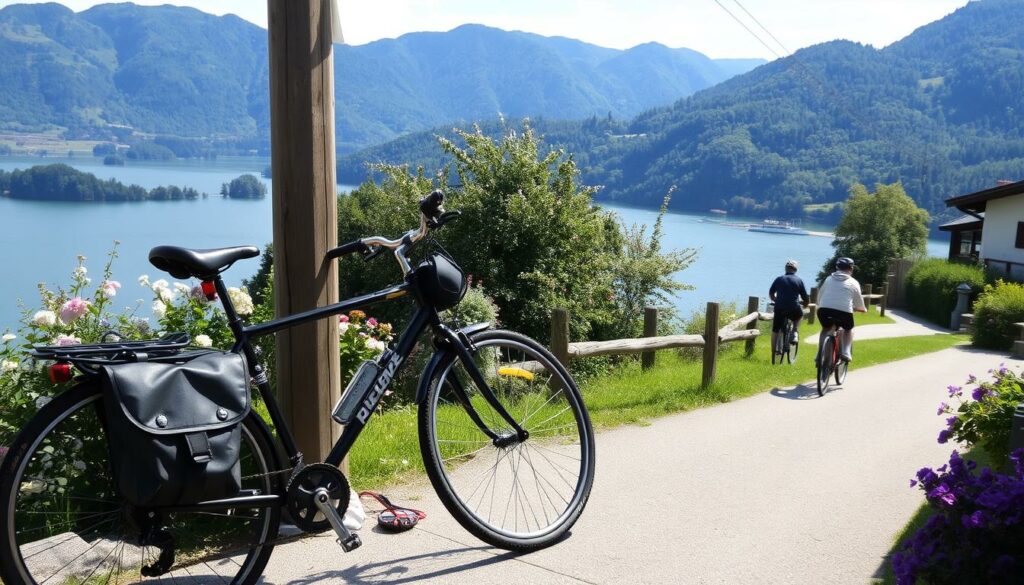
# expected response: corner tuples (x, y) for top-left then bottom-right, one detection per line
(1, 0), (970, 59)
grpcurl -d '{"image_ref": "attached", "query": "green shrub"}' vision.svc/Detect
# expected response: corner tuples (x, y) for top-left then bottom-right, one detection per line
(940, 368), (1024, 466)
(905, 258), (986, 327)
(972, 281), (1024, 350)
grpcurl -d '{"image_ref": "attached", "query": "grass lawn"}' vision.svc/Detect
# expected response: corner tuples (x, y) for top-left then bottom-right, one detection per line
(856, 306), (895, 326)
(346, 329), (966, 489)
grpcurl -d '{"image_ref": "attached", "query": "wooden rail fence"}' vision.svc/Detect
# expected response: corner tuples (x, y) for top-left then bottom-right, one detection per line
(550, 283), (888, 389)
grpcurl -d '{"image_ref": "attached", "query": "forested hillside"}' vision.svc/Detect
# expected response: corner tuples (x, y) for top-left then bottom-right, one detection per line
(0, 4), (761, 153)
(341, 0), (1024, 225)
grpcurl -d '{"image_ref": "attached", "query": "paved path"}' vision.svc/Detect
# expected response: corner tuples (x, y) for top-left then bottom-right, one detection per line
(259, 345), (1005, 585)
(802, 308), (949, 345)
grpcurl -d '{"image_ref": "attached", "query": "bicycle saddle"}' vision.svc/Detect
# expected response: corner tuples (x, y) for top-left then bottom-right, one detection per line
(149, 245), (259, 279)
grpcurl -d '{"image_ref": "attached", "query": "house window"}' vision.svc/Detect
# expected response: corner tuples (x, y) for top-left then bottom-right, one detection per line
(1017, 222), (1024, 249)
(960, 229), (982, 259)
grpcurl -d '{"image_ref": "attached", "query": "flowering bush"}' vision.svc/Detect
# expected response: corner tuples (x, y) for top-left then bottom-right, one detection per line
(891, 449), (1024, 584)
(938, 366), (1023, 465)
(338, 310), (393, 385)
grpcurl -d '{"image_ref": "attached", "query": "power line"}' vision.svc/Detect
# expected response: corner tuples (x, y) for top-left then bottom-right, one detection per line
(731, 0), (792, 55)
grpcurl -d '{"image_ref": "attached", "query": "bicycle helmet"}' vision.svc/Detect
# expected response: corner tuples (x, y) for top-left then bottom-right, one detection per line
(836, 257), (855, 270)
(785, 259), (799, 272)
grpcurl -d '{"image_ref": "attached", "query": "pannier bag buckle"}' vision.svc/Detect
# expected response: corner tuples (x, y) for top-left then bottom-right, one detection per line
(186, 432), (213, 464)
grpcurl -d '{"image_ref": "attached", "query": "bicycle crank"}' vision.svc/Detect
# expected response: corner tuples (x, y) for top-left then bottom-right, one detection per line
(285, 462), (361, 552)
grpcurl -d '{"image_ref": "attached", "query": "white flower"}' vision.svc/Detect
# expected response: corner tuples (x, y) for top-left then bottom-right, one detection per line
(194, 334), (213, 348)
(173, 282), (191, 295)
(73, 266), (87, 277)
(338, 322), (350, 334)
(19, 480), (47, 495)
(32, 310), (57, 327)
(35, 396), (52, 409)
(152, 280), (174, 302)
(1, 360), (18, 372)
(101, 280), (121, 298)
(1, 333), (15, 343)
(152, 300), (167, 318)
(54, 334), (81, 346)
(367, 339), (386, 353)
(227, 287), (254, 316)
(138, 274), (150, 286)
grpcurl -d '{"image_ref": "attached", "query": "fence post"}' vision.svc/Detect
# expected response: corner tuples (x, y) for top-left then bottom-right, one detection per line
(745, 296), (759, 356)
(642, 307), (658, 370)
(808, 287), (818, 325)
(880, 283), (888, 317)
(702, 302), (720, 389)
(864, 284), (873, 310)
(551, 308), (570, 368)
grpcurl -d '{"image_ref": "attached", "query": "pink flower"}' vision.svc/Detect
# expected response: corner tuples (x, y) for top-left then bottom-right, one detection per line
(59, 297), (91, 324)
(101, 280), (121, 298)
(55, 334), (81, 346)
(339, 314), (349, 323)
(367, 318), (378, 328)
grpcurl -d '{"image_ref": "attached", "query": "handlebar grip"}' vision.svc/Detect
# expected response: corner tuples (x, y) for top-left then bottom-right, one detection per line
(326, 240), (369, 261)
(419, 190), (444, 218)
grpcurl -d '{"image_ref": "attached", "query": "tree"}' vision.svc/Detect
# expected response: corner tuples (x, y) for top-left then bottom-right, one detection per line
(819, 182), (930, 287)
(223, 174), (267, 199)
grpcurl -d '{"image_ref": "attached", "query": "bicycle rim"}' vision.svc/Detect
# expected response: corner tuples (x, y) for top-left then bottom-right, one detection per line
(817, 337), (834, 396)
(421, 332), (594, 549)
(1, 387), (279, 585)
(836, 359), (849, 385)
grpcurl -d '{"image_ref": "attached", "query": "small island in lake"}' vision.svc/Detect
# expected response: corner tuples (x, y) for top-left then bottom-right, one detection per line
(0, 164), (263, 202)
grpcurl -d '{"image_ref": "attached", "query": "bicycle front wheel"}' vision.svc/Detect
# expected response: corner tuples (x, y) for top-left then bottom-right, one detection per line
(0, 383), (282, 585)
(817, 336), (834, 397)
(419, 329), (595, 551)
(835, 357), (849, 385)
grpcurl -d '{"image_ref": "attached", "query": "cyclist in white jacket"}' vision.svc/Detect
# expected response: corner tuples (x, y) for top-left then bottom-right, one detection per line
(816, 257), (867, 363)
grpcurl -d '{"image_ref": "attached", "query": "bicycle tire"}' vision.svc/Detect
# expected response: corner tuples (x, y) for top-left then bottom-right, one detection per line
(787, 321), (799, 365)
(783, 320), (794, 365)
(0, 382), (283, 585)
(835, 356), (849, 385)
(817, 336), (834, 397)
(418, 329), (595, 552)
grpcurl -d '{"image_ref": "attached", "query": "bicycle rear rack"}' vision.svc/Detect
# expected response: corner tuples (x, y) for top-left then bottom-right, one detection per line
(31, 332), (192, 372)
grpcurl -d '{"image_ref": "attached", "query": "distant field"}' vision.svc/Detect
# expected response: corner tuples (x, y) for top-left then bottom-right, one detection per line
(0, 131), (102, 156)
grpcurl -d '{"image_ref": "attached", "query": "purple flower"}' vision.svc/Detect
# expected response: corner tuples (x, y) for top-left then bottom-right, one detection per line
(971, 386), (989, 401)
(909, 479), (918, 488)
(937, 429), (952, 444)
(946, 416), (958, 429)
(962, 510), (986, 528)
(928, 484), (956, 507)
(966, 374), (977, 384)
(947, 385), (962, 397)
(937, 402), (948, 415)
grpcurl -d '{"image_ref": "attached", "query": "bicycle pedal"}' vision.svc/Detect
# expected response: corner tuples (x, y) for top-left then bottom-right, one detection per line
(340, 533), (362, 552)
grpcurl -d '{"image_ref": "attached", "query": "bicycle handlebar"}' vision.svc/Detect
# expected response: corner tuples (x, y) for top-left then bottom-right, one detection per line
(325, 190), (455, 274)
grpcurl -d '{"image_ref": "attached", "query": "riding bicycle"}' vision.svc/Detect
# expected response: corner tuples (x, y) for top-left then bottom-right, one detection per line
(814, 256), (866, 396)
(768, 260), (809, 365)
(0, 191), (596, 585)
(816, 324), (849, 396)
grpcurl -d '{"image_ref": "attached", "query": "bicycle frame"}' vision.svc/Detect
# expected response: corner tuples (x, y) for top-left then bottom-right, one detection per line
(208, 271), (524, 477)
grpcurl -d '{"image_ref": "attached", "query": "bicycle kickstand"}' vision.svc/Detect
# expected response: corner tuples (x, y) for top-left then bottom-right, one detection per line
(313, 488), (363, 552)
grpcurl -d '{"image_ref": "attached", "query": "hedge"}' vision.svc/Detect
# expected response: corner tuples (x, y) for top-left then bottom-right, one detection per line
(972, 281), (1024, 350)
(905, 258), (986, 327)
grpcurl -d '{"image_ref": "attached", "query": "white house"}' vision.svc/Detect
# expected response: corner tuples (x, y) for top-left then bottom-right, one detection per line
(942, 179), (1024, 281)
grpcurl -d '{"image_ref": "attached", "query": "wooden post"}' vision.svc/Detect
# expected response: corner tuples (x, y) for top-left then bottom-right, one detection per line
(864, 284), (873, 311)
(880, 283), (888, 317)
(745, 296), (759, 356)
(267, 0), (340, 461)
(701, 302), (720, 389)
(551, 308), (570, 368)
(641, 307), (658, 370)
(808, 287), (818, 325)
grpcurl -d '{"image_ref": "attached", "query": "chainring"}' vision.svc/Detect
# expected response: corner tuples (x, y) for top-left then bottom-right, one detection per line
(286, 463), (351, 533)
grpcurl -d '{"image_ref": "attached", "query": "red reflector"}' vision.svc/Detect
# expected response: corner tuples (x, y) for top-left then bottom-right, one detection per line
(48, 363), (72, 384)
(201, 281), (218, 301)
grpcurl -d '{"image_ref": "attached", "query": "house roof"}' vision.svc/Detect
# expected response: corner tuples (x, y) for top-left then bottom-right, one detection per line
(938, 213), (984, 232)
(945, 179), (1024, 213)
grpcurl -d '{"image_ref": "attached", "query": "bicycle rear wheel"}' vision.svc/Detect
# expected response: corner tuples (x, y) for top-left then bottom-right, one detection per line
(419, 329), (595, 551)
(0, 383), (282, 585)
(787, 321), (799, 365)
(783, 320), (794, 365)
(816, 336), (834, 397)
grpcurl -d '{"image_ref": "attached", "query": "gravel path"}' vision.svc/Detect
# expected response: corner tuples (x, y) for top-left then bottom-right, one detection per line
(258, 344), (1002, 585)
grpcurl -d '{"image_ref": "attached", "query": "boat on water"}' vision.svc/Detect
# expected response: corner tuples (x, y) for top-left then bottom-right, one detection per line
(709, 208), (727, 216)
(748, 219), (810, 236)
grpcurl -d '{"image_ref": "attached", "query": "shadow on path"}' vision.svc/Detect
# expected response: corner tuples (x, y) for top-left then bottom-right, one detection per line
(770, 383), (822, 400)
(280, 546), (526, 585)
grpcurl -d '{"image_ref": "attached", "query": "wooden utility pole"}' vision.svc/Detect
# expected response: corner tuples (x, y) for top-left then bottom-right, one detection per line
(701, 302), (720, 389)
(745, 296), (759, 356)
(641, 307), (658, 370)
(267, 0), (340, 461)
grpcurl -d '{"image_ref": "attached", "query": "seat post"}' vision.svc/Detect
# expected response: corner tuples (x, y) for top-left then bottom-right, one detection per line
(212, 277), (245, 340)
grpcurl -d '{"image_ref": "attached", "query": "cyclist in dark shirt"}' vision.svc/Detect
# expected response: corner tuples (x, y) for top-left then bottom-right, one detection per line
(769, 260), (810, 350)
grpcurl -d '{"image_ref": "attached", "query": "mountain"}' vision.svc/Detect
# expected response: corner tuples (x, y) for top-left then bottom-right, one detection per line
(0, 4), (764, 153)
(341, 0), (1024, 225)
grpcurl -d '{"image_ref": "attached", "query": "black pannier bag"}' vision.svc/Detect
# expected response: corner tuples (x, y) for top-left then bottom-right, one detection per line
(414, 252), (468, 311)
(100, 351), (250, 507)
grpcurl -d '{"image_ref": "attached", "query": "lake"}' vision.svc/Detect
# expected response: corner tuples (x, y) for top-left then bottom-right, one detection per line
(0, 156), (948, 332)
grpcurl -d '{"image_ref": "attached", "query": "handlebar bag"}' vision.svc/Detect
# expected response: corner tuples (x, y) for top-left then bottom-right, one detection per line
(99, 350), (250, 507)
(414, 252), (468, 311)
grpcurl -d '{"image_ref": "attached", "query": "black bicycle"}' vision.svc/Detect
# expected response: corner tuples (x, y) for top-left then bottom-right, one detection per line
(770, 308), (799, 366)
(0, 191), (596, 584)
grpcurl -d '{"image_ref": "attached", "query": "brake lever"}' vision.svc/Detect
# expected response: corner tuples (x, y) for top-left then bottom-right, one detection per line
(362, 246), (384, 262)
(428, 210), (462, 229)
